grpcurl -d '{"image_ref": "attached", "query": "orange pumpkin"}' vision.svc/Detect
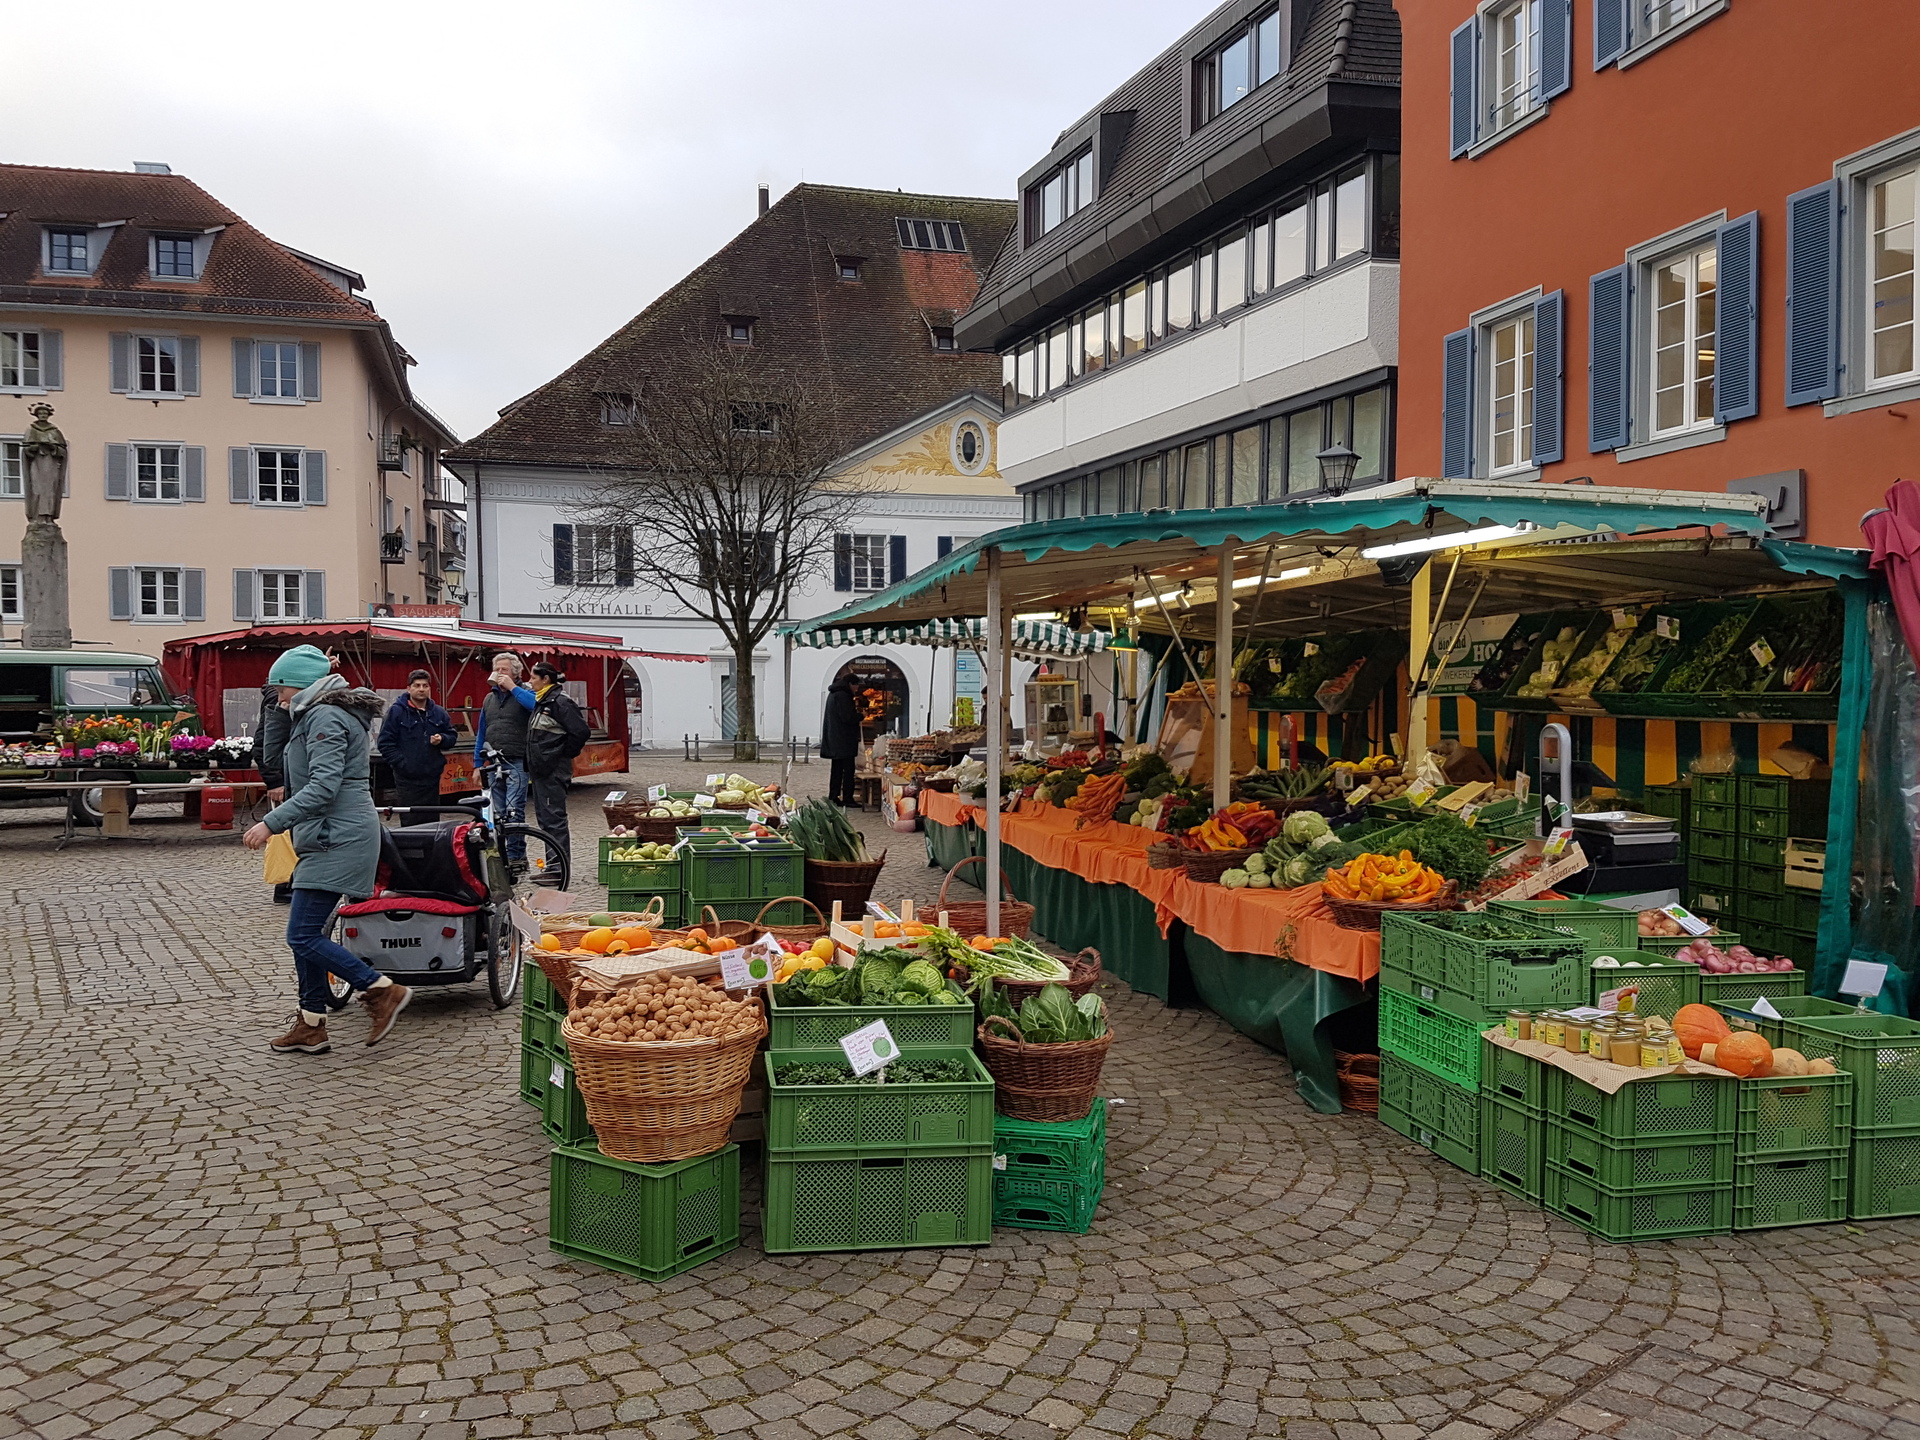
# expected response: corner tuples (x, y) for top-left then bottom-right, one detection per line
(1672, 1003), (1731, 1059)
(1711, 1030), (1773, 1078)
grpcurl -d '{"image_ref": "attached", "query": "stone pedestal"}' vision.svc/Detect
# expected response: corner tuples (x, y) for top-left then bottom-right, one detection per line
(21, 518), (71, 650)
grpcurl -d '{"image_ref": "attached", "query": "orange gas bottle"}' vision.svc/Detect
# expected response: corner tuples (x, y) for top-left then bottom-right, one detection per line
(199, 784), (235, 830)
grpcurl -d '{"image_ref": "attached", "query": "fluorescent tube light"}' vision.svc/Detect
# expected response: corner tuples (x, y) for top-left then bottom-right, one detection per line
(1360, 525), (1528, 560)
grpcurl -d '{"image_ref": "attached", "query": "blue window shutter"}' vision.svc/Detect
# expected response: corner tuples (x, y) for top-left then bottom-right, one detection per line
(552, 524), (574, 586)
(1588, 265), (1632, 452)
(1531, 291), (1566, 465)
(1593, 0), (1628, 67)
(1540, 0), (1572, 98)
(833, 534), (852, 592)
(889, 534), (907, 585)
(937, 536), (953, 558)
(1449, 19), (1478, 158)
(1714, 212), (1760, 424)
(1785, 180), (1841, 407)
(1441, 327), (1475, 477)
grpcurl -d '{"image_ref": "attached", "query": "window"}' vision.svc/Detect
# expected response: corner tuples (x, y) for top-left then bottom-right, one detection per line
(1121, 280), (1147, 356)
(1488, 0), (1543, 132)
(848, 534), (888, 592)
(1027, 147), (1094, 241)
(1451, 2), (1569, 156)
(931, 326), (958, 352)
(730, 403), (778, 436)
(138, 336), (181, 394)
(65, 668), (169, 705)
(1, 331), (41, 389)
(1643, 0), (1705, 38)
(1869, 164), (1917, 387)
(1487, 313), (1536, 473)
(0, 440), (19, 499)
(257, 342), (301, 397)
(726, 318), (754, 345)
(572, 525), (631, 586)
(836, 258), (862, 281)
(896, 218), (967, 252)
(1165, 258), (1195, 334)
(1273, 196), (1309, 287)
(136, 444), (184, 502)
(257, 449), (303, 505)
(154, 235), (197, 278)
(598, 391), (637, 426)
(1194, 7), (1283, 126)
(257, 570), (302, 619)
(46, 229), (93, 273)
(138, 567), (183, 619)
(1215, 228), (1248, 313)
(1650, 244), (1717, 437)
(0, 564), (17, 621)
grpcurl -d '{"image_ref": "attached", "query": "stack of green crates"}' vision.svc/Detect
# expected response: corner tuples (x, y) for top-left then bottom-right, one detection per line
(1641, 781), (1691, 862)
(1542, 1067), (1737, 1241)
(521, 967), (594, 1146)
(992, 1105), (1107, 1233)
(1687, 774), (1739, 925)
(1377, 910), (1584, 1173)
(1479, 1038), (1546, 1202)
(760, 997), (994, 1253)
(1789, 1012), (1920, 1219)
(1732, 1068), (1853, 1229)
(599, 836), (684, 926)
(682, 832), (807, 926)
(1691, 775), (1829, 954)
(549, 1142), (742, 1281)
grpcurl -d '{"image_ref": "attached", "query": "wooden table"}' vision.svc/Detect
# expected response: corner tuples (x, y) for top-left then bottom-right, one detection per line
(0, 778), (256, 849)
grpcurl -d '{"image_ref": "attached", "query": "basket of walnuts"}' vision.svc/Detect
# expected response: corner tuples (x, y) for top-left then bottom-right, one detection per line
(560, 973), (767, 1162)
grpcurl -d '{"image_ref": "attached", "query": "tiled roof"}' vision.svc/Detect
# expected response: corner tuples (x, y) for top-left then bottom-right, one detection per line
(960, 0), (1400, 349)
(0, 163), (380, 324)
(447, 184), (1016, 470)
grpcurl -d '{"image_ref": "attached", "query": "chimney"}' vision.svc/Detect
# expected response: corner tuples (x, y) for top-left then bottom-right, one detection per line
(757, 184), (770, 217)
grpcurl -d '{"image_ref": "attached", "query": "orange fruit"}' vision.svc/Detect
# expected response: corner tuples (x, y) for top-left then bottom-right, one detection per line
(615, 926), (652, 947)
(606, 940), (630, 955)
(902, 923), (928, 936)
(580, 927), (614, 954)
(874, 923), (902, 938)
(686, 928), (710, 945)
(537, 933), (562, 952)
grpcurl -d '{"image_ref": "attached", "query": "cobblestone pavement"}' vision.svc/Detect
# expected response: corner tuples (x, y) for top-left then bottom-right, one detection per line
(4, 753), (1920, 1440)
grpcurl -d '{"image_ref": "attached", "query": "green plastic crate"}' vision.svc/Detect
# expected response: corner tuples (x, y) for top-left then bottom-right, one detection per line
(1588, 957), (1701, 1019)
(1786, 890), (1824, 933)
(1544, 1164), (1732, 1242)
(1379, 963), (1511, 1024)
(762, 1145), (994, 1252)
(1481, 1035), (1546, 1108)
(1692, 802), (1738, 832)
(1642, 781), (1692, 820)
(1715, 993), (1856, 1047)
(1380, 1051), (1478, 1136)
(1379, 988), (1494, 1091)
(1479, 1093), (1546, 1201)
(993, 1151), (1105, 1233)
(541, 1054), (594, 1146)
(1736, 1072), (1853, 1157)
(1739, 835), (1788, 868)
(1383, 912), (1585, 1010)
(1786, 1014), (1920, 1130)
(1545, 1066), (1736, 1142)
(1692, 775), (1737, 807)
(1378, 1085), (1480, 1175)
(605, 888), (684, 927)
(683, 839), (756, 904)
(1737, 891), (1788, 927)
(1379, 910), (1449, 987)
(1699, 968), (1809, 1011)
(549, 1143), (740, 1280)
(1735, 1153), (1849, 1229)
(748, 841), (806, 899)
(519, 1039), (547, 1108)
(1488, 899), (1639, 954)
(1547, 1121), (1734, 1192)
(764, 1047), (995, 1152)
(993, 1105), (1107, 1182)
(1741, 867), (1786, 899)
(696, 897), (807, 927)
(767, 987), (977, 1051)
(525, 964), (556, 1015)
(603, 853), (681, 895)
(1847, 1126), (1920, 1219)
(1689, 855), (1738, 892)
(1690, 830), (1735, 861)
(523, 1004), (562, 1055)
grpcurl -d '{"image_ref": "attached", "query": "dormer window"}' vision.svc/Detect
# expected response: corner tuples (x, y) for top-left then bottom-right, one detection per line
(46, 228), (97, 275)
(1194, 7), (1283, 126)
(1026, 147), (1093, 242)
(597, 391), (637, 427)
(931, 326), (958, 352)
(724, 316), (755, 345)
(836, 256), (863, 282)
(154, 234), (197, 278)
(896, 219), (967, 253)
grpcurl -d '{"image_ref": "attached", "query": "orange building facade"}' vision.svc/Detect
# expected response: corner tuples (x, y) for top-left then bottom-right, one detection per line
(1398, 0), (1920, 548)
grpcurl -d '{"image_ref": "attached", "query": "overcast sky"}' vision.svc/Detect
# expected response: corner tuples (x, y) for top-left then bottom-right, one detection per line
(8, 0), (1217, 442)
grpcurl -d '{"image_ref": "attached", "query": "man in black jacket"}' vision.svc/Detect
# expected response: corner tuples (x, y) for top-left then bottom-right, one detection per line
(820, 676), (860, 806)
(524, 661), (590, 878)
(376, 670), (461, 809)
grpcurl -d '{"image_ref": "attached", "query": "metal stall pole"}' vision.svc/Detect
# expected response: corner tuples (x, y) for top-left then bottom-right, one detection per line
(1213, 545), (1235, 813)
(984, 548), (1004, 938)
(781, 631), (794, 793)
(1405, 559), (1433, 763)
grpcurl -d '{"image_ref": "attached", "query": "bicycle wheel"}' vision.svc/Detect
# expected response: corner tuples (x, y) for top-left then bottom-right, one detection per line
(325, 972), (355, 1011)
(486, 904), (522, 1009)
(498, 823), (571, 898)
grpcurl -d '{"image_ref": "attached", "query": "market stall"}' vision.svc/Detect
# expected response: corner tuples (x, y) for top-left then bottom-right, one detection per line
(784, 480), (1895, 1114)
(165, 617), (704, 792)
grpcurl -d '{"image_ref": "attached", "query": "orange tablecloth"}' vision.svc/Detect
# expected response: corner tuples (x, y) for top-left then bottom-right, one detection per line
(923, 796), (1379, 982)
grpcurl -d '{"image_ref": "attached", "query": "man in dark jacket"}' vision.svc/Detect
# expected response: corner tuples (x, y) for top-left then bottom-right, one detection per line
(473, 652), (535, 863)
(258, 682), (297, 904)
(377, 670), (461, 809)
(820, 676), (860, 806)
(524, 661), (590, 879)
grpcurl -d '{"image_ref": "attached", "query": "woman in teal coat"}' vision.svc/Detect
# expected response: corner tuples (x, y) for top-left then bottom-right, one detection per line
(243, 644), (412, 1055)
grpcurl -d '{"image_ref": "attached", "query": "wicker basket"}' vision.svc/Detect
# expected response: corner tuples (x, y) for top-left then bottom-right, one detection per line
(1145, 840), (1190, 870)
(1335, 1050), (1380, 1114)
(935, 856), (1035, 939)
(1322, 882), (1460, 931)
(559, 1006), (765, 1162)
(608, 812), (700, 843)
(804, 855), (886, 915)
(920, 776), (956, 793)
(753, 896), (830, 946)
(541, 904), (667, 950)
(694, 905), (764, 946)
(1183, 847), (1257, 883)
(994, 948), (1103, 1008)
(976, 1015), (1113, 1122)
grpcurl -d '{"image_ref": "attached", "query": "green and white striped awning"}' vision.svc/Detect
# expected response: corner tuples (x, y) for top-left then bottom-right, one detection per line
(785, 616), (1112, 659)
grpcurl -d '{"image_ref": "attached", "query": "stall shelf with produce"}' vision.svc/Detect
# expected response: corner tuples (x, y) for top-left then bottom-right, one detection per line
(785, 482), (1896, 1105)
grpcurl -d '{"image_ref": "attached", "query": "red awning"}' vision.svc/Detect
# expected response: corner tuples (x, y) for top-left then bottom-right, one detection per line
(170, 619), (705, 664)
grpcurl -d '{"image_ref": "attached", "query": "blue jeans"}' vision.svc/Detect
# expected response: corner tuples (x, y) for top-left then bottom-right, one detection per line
(288, 887), (386, 1016)
(491, 758), (528, 860)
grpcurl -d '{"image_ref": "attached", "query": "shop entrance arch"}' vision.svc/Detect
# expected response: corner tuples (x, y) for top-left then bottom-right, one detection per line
(832, 655), (909, 740)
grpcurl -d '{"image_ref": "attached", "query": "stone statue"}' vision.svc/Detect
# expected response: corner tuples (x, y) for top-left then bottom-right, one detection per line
(20, 401), (71, 649)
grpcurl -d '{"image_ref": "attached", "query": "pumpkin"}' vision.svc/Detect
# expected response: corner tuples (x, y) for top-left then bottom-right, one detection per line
(1712, 1030), (1774, 1078)
(1768, 1048), (1809, 1078)
(1807, 1057), (1837, 1076)
(1673, 1003), (1732, 1059)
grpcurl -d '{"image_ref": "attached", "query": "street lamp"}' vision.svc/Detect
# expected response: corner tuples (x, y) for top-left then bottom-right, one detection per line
(1316, 443), (1360, 495)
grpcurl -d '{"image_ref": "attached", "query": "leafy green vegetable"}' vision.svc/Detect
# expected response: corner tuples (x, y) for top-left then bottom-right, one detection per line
(980, 979), (1107, 1042)
(1283, 811), (1331, 844)
(1399, 812), (1494, 886)
(896, 960), (945, 996)
(784, 796), (868, 863)
(859, 956), (904, 1003)
(772, 1057), (973, 1087)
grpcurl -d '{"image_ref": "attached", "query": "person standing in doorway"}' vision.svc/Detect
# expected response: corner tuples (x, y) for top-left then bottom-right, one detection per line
(242, 644), (411, 1054)
(473, 652), (535, 867)
(524, 660), (590, 878)
(377, 669), (460, 809)
(820, 676), (860, 807)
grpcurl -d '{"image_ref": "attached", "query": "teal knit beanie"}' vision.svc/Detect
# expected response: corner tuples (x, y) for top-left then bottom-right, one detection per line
(267, 644), (332, 689)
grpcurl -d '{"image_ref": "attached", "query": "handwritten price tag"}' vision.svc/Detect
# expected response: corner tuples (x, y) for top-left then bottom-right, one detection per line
(647, 783), (667, 801)
(840, 1020), (898, 1077)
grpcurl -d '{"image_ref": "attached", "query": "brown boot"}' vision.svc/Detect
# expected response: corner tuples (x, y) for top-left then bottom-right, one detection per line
(270, 1014), (331, 1054)
(361, 983), (413, 1045)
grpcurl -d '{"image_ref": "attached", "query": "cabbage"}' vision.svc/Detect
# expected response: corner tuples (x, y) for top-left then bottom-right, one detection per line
(1246, 873), (1272, 888)
(896, 960), (945, 996)
(1220, 869), (1250, 889)
(1283, 811), (1331, 844)
(1244, 853), (1268, 874)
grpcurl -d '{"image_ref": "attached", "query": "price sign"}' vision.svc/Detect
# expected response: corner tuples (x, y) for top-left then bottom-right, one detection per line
(549, 1059), (566, 1088)
(1750, 996), (1783, 1019)
(1405, 782), (1437, 806)
(1543, 827), (1576, 857)
(706, 772), (725, 788)
(1656, 614), (1677, 640)
(1841, 959), (1889, 1000)
(605, 790), (627, 802)
(745, 809), (763, 825)
(1749, 636), (1777, 667)
(647, 783), (667, 801)
(720, 935), (781, 990)
(1345, 782), (1373, 805)
(693, 792), (716, 808)
(509, 902), (543, 946)
(1660, 903), (1713, 937)
(1613, 608), (1634, 629)
(840, 1019), (898, 1077)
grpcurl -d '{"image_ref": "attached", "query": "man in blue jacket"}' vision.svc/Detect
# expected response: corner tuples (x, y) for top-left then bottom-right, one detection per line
(377, 669), (460, 809)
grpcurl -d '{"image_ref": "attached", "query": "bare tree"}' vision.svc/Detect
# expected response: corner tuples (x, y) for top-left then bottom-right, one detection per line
(574, 337), (874, 761)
